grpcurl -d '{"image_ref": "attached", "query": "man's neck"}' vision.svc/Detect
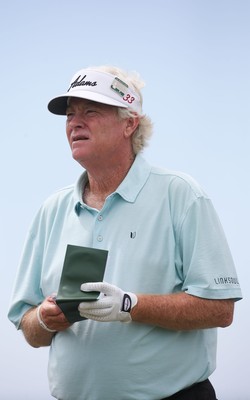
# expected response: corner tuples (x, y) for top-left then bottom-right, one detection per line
(82, 154), (135, 209)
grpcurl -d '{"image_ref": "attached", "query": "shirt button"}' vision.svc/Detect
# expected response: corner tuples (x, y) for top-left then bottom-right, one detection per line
(98, 215), (103, 221)
(97, 235), (103, 242)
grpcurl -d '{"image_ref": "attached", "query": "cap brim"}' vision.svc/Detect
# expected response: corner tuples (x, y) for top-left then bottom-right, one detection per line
(48, 91), (128, 115)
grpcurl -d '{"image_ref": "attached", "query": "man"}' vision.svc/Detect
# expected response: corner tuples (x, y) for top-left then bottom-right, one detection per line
(8, 66), (242, 400)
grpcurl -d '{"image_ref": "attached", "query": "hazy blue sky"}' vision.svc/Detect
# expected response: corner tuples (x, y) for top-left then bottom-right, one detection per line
(1, 1), (249, 399)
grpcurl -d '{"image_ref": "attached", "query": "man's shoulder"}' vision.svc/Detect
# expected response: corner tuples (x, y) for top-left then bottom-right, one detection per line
(149, 165), (208, 199)
(45, 183), (75, 203)
(39, 184), (76, 218)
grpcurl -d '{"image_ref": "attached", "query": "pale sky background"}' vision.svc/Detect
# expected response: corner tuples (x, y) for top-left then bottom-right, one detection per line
(1, 1), (249, 399)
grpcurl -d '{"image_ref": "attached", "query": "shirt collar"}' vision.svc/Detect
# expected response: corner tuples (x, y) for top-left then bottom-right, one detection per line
(115, 154), (151, 202)
(73, 173), (88, 215)
(74, 154), (151, 215)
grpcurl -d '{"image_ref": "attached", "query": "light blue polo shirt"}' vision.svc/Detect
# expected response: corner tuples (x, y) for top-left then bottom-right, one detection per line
(8, 154), (242, 400)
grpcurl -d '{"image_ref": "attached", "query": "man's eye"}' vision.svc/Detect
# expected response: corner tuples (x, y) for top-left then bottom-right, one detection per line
(86, 109), (96, 115)
(66, 112), (74, 120)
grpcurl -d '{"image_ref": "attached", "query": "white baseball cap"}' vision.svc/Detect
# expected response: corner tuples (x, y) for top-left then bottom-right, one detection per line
(48, 69), (142, 115)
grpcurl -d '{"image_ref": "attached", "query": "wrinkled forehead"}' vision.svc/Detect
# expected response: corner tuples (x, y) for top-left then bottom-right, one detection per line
(67, 97), (93, 108)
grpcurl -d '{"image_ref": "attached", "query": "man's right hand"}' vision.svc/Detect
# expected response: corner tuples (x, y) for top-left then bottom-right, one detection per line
(37, 295), (71, 332)
(21, 296), (71, 348)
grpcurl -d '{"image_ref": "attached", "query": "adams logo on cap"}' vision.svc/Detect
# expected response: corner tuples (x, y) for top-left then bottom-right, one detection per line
(68, 75), (97, 92)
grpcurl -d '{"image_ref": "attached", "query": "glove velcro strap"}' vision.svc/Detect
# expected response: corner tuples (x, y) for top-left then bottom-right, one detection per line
(121, 294), (132, 313)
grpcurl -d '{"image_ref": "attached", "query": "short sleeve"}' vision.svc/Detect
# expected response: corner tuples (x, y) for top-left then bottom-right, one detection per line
(178, 197), (242, 300)
(7, 211), (45, 329)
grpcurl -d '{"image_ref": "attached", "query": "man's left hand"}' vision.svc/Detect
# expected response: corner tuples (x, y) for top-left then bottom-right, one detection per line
(78, 282), (138, 322)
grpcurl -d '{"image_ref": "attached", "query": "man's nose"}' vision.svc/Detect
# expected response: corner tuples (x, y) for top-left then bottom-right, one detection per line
(68, 113), (86, 128)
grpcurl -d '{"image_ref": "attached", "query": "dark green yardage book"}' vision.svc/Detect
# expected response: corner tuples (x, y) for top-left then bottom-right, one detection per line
(56, 244), (108, 323)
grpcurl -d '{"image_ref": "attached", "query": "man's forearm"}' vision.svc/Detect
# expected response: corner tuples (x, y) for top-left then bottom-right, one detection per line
(131, 292), (234, 330)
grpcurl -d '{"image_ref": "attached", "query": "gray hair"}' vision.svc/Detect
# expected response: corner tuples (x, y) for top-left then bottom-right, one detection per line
(86, 65), (153, 154)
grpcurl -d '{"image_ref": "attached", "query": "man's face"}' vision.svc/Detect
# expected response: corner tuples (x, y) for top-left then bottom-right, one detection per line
(66, 97), (129, 168)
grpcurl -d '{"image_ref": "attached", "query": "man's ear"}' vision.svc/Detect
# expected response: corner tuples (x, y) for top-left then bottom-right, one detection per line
(124, 116), (140, 138)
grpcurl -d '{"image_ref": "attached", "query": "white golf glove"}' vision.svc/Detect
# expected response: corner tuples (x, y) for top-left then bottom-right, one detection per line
(78, 282), (138, 322)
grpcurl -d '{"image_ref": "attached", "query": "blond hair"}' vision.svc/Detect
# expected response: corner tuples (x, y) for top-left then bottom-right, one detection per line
(86, 65), (153, 154)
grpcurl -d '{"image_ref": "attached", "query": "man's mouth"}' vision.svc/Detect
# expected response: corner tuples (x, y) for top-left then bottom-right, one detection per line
(72, 134), (89, 142)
